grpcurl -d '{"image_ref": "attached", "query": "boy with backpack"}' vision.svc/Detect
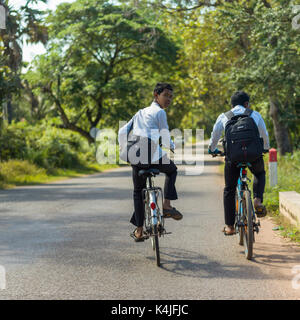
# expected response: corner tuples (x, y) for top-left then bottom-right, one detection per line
(208, 91), (270, 235)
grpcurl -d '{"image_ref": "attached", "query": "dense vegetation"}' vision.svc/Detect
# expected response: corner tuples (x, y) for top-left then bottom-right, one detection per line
(0, 0), (299, 182)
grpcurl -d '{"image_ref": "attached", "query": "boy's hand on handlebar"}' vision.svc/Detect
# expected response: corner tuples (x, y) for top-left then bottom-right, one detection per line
(208, 147), (225, 157)
(208, 147), (220, 157)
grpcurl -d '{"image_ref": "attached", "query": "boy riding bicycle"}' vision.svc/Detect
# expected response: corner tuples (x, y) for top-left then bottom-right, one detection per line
(118, 83), (183, 242)
(208, 91), (270, 235)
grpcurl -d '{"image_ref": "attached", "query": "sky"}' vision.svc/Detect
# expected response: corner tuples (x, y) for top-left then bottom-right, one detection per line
(12, 0), (75, 63)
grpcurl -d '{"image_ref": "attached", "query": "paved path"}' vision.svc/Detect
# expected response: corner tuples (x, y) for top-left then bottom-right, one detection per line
(0, 145), (299, 299)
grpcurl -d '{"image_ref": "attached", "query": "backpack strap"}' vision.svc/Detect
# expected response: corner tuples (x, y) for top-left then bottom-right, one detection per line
(243, 108), (253, 116)
(225, 108), (253, 120)
(224, 110), (235, 120)
(128, 119), (134, 133)
(126, 117), (134, 137)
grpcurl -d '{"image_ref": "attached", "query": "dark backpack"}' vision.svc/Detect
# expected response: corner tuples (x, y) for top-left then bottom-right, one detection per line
(119, 117), (156, 165)
(223, 108), (263, 163)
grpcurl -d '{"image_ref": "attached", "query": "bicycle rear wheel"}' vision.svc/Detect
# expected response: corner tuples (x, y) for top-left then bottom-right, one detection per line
(243, 190), (254, 260)
(153, 224), (160, 267)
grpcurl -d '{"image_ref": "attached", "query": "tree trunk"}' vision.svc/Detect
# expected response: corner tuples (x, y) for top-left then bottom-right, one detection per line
(269, 96), (292, 155)
(44, 84), (95, 144)
(7, 96), (12, 124)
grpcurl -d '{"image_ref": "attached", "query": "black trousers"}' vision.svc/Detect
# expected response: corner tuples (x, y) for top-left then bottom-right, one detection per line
(224, 156), (266, 226)
(130, 156), (178, 227)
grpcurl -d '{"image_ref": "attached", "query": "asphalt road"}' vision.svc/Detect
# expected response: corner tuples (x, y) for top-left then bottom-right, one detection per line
(0, 144), (299, 299)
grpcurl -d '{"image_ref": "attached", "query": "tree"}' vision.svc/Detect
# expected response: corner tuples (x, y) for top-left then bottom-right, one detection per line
(0, 0), (48, 122)
(215, 0), (300, 154)
(157, 0), (300, 153)
(27, 0), (178, 142)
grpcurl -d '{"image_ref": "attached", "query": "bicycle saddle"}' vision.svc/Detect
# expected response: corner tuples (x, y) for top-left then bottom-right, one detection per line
(138, 168), (160, 177)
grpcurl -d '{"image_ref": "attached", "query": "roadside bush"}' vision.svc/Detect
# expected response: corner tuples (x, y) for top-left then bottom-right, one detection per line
(0, 126), (28, 161)
(0, 160), (48, 185)
(0, 120), (93, 169)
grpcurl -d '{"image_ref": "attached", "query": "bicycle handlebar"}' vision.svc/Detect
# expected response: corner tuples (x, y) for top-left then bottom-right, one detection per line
(211, 149), (268, 157)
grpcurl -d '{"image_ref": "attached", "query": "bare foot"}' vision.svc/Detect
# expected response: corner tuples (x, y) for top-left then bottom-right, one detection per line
(223, 225), (235, 235)
(253, 197), (262, 209)
(135, 227), (144, 239)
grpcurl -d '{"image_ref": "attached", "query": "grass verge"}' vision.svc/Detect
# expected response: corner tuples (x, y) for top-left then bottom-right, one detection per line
(264, 151), (300, 243)
(0, 160), (120, 189)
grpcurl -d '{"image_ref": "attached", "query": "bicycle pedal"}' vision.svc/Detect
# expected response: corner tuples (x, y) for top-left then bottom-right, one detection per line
(253, 224), (260, 233)
(159, 230), (172, 237)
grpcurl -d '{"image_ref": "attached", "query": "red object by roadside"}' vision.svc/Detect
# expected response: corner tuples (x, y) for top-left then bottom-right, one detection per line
(269, 148), (277, 162)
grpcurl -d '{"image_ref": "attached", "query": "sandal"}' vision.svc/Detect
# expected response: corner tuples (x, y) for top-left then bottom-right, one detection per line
(163, 207), (183, 220)
(130, 228), (145, 242)
(222, 226), (236, 236)
(255, 205), (267, 218)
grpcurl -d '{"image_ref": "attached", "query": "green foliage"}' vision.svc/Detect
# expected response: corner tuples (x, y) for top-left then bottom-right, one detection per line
(23, 0), (178, 142)
(167, 7), (234, 133)
(0, 120), (94, 169)
(1, 0), (300, 174)
(156, 0), (300, 147)
(213, 1), (300, 151)
(0, 1), (48, 120)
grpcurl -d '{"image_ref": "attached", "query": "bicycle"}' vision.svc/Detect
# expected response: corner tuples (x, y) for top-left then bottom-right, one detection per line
(234, 162), (261, 260)
(212, 151), (260, 260)
(139, 168), (171, 267)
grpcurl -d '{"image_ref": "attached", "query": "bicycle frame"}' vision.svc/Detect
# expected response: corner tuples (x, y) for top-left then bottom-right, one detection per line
(235, 163), (254, 228)
(143, 176), (164, 233)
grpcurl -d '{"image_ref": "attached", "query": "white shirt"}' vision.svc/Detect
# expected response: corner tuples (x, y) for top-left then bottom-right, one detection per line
(118, 101), (175, 162)
(209, 105), (270, 151)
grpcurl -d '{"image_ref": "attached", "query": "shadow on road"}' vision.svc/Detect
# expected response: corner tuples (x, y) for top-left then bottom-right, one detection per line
(148, 247), (272, 281)
(250, 242), (300, 269)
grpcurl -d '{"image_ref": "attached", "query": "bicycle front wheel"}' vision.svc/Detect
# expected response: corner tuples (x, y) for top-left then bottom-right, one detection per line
(243, 190), (254, 260)
(153, 224), (160, 267)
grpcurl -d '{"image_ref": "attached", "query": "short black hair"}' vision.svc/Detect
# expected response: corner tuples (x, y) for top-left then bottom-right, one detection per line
(231, 91), (250, 107)
(154, 83), (173, 95)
